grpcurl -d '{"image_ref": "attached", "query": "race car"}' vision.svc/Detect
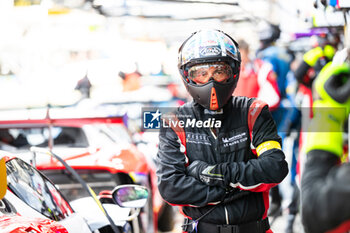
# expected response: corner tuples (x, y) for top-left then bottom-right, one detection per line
(0, 156), (66, 233)
(0, 116), (175, 233)
(0, 150), (150, 233)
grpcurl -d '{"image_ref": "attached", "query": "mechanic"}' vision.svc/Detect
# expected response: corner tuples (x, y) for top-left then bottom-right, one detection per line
(301, 62), (350, 233)
(75, 73), (92, 99)
(233, 39), (259, 98)
(255, 23), (294, 218)
(156, 29), (288, 233)
(293, 32), (338, 123)
(294, 32), (339, 89)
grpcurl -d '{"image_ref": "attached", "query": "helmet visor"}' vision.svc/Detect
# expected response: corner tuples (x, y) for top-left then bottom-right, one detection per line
(188, 62), (233, 84)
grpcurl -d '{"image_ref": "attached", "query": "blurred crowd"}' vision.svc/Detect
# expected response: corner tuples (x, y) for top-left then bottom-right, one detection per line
(228, 21), (347, 233)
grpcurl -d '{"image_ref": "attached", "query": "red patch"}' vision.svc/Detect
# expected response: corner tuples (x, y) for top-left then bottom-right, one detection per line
(248, 99), (268, 140)
(325, 219), (350, 233)
(210, 87), (219, 110)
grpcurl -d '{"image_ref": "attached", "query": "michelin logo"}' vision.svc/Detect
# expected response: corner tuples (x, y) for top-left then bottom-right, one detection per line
(222, 132), (247, 147)
(143, 109), (162, 129)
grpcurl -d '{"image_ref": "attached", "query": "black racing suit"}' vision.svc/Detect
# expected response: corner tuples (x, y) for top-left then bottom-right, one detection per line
(302, 150), (350, 233)
(156, 96), (288, 230)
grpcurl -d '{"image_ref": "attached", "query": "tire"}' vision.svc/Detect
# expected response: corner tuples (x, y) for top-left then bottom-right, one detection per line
(157, 203), (175, 232)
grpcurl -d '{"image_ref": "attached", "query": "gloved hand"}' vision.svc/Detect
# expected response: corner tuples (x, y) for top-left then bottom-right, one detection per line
(186, 160), (227, 188)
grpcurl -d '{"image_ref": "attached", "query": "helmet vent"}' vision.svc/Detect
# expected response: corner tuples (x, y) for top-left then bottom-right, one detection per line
(210, 87), (219, 110)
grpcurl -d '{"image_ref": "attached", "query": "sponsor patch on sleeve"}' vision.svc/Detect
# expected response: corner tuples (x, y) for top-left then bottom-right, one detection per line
(256, 140), (281, 156)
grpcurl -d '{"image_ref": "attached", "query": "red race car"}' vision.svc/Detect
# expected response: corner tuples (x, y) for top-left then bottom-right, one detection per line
(0, 116), (175, 233)
(0, 154), (69, 233)
(0, 153), (150, 233)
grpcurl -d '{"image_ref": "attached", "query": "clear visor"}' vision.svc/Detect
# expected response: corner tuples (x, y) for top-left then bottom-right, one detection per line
(188, 62), (233, 84)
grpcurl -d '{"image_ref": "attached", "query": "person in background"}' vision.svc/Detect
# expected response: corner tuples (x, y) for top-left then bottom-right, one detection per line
(281, 52), (302, 233)
(294, 32), (340, 224)
(256, 22), (292, 122)
(156, 29), (288, 233)
(75, 73), (92, 99)
(256, 22), (293, 219)
(293, 32), (339, 127)
(118, 69), (142, 92)
(233, 39), (259, 98)
(294, 32), (339, 90)
(301, 62), (350, 233)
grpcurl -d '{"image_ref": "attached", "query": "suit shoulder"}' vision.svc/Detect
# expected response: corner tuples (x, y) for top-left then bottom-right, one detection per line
(231, 96), (255, 108)
(175, 101), (195, 116)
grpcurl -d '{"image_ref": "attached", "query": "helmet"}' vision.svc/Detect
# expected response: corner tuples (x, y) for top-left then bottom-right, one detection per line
(258, 22), (280, 46)
(316, 30), (341, 49)
(178, 29), (241, 110)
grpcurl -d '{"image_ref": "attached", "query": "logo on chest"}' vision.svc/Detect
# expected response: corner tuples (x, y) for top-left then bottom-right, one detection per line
(186, 132), (212, 146)
(221, 132), (248, 147)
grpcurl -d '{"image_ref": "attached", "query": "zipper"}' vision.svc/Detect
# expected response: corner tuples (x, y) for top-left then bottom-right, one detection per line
(213, 127), (220, 160)
(224, 206), (229, 224)
(209, 127), (217, 139)
(209, 127), (218, 158)
(213, 127), (229, 224)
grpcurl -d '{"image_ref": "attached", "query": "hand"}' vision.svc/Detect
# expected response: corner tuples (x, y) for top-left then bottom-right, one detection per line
(186, 160), (227, 188)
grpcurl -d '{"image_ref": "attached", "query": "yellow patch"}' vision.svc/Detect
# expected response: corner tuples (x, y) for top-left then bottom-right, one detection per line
(0, 157), (7, 199)
(256, 141), (281, 156)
